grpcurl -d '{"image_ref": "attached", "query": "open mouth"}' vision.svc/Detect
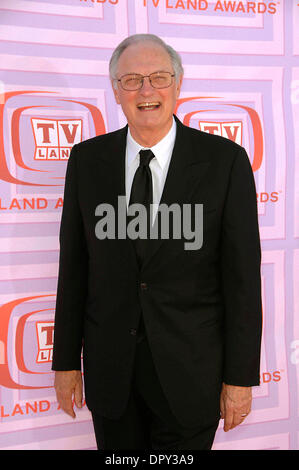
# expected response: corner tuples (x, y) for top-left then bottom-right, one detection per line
(137, 102), (161, 111)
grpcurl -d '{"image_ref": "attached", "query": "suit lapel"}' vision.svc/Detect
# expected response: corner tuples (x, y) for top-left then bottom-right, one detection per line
(95, 125), (140, 273)
(96, 124), (127, 198)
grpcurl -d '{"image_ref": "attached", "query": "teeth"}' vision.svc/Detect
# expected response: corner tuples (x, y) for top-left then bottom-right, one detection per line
(138, 102), (160, 108)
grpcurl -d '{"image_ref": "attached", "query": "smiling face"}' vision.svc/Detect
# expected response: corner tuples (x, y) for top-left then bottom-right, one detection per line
(111, 41), (183, 146)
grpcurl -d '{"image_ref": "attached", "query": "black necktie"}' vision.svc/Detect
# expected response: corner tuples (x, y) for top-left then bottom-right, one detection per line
(128, 149), (155, 267)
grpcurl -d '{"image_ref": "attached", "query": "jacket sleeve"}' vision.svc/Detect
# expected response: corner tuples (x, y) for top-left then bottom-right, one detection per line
(220, 147), (262, 386)
(52, 144), (88, 371)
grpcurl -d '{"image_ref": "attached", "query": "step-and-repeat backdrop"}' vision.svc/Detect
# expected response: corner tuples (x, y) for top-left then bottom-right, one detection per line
(0, 0), (298, 450)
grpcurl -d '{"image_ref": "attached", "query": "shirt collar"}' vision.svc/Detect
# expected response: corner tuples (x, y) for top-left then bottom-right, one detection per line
(126, 117), (176, 170)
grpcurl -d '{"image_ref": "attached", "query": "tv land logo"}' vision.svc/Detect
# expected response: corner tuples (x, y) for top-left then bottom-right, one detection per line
(175, 96), (263, 172)
(36, 321), (54, 363)
(0, 295), (56, 390)
(0, 296), (89, 418)
(0, 90), (106, 186)
(0, 295), (85, 390)
(198, 121), (242, 145)
(31, 118), (82, 161)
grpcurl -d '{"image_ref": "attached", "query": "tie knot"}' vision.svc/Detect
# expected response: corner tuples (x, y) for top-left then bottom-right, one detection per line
(139, 149), (155, 167)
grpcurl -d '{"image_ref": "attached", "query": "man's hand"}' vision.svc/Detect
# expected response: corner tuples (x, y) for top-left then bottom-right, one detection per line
(54, 370), (83, 418)
(220, 383), (252, 432)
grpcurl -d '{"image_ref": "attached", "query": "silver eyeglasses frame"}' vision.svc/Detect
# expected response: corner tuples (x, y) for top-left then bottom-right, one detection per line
(115, 71), (175, 91)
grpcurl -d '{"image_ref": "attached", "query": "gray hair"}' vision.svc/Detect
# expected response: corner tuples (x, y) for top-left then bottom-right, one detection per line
(109, 34), (184, 84)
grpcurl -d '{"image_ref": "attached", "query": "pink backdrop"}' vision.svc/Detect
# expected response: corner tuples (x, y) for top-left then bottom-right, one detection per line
(0, 0), (298, 450)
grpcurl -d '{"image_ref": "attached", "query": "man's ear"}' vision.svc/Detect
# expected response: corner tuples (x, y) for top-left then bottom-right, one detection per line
(111, 80), (121, 104)
(175, 75), (183, 99)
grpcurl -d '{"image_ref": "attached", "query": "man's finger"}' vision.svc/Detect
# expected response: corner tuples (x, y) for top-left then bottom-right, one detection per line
(54, 370), (82, 418)
(74, 379), (83, 409)
(231, 413), (244, 430)
(60, 399), (76, 418)
(220, 394), (225, 419)
(223, 408), (234, 432)
(226, 410), (250, 431)
(63, 404), (76, 418)
(56, 390), (76, 418)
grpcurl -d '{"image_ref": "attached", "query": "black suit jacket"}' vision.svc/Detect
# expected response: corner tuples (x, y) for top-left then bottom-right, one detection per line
(52, 115), (262, 428)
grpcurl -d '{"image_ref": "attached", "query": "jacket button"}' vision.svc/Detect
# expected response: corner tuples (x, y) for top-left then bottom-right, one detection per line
(130, 328), (137, 336)
(140, 282), (147, 290)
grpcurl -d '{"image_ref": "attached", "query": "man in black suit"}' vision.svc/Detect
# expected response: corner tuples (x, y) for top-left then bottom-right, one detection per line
(52, 34), (262, 450)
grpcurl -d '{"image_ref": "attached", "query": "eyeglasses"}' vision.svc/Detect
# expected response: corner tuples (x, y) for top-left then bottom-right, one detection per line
(116, 71), (175, 91)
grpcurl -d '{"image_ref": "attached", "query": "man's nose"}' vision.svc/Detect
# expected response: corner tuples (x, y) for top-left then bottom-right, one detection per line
(139, 77), (154, 95)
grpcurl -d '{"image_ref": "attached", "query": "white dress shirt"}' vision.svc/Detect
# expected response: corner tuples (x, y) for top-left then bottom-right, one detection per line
(125, 117), (177, 223)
